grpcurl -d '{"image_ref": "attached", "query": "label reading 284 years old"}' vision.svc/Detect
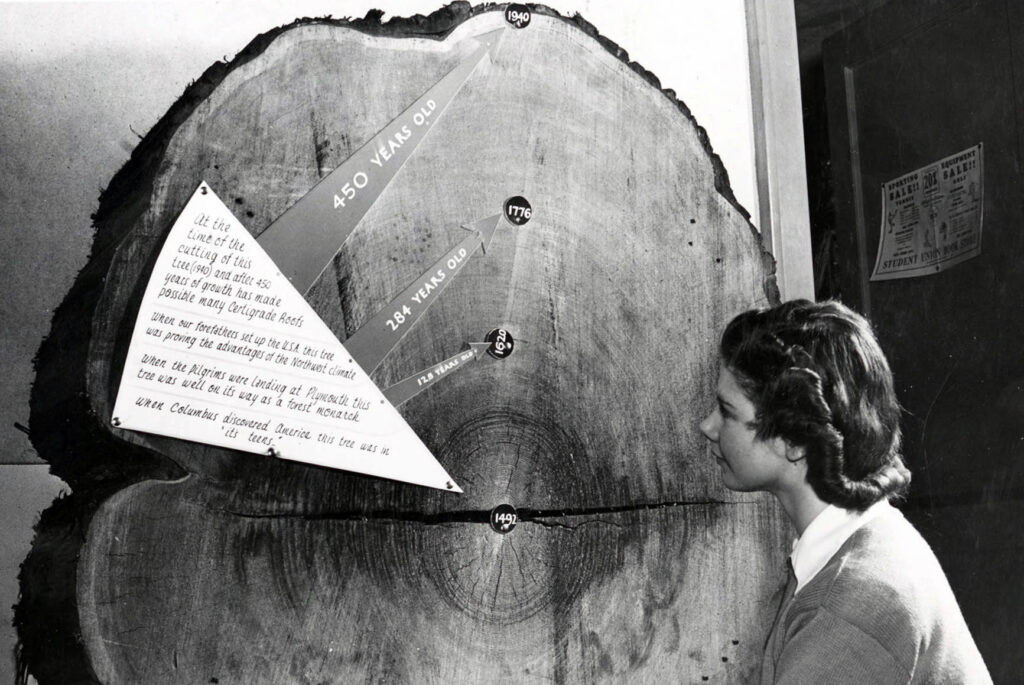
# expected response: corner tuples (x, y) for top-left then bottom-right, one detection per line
(111, 181), (461, 492)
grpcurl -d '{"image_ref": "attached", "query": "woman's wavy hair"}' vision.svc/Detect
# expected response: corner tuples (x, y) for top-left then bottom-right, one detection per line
(720, 299), (910, 509)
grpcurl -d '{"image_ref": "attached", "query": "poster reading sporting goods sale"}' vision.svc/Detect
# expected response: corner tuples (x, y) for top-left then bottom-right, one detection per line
(871, 143), (983, 281)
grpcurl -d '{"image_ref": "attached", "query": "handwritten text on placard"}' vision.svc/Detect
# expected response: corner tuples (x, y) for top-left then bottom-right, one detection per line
(112, 182), (461, 492)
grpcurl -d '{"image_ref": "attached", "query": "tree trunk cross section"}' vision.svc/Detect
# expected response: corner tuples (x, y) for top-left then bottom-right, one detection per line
(24, 6), (785, 684)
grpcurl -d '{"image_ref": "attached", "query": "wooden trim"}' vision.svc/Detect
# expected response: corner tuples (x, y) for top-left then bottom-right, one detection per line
(842, 66), (873, 317)
(745, 0), (815, 300)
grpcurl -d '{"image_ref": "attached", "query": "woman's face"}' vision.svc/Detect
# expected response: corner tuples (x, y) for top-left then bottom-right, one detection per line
(699, 365), (791, 493)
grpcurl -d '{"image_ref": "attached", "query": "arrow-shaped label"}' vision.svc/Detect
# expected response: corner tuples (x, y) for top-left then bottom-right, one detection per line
(256, 29), (505, 294)
(344, 214), (503, 373)
(384, 343), (491, 406)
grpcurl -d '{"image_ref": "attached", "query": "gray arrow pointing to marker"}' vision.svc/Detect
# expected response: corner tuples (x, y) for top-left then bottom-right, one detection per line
(256, 28), (506, 294)
(344, 214), (504, 373)
(383, 342), (492, 406)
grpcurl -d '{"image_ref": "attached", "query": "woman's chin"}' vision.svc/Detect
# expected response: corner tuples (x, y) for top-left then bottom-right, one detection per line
(719, 469), (756, 493)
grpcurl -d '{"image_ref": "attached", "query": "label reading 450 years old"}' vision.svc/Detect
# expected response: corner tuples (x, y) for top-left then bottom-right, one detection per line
(112, 181), (461, 492)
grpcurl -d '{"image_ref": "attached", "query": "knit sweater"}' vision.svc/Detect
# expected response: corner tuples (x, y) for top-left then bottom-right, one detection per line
(760, 505), (991, 684)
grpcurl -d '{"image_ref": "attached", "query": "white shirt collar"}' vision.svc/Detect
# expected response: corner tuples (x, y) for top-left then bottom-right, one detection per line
(790, 499), (892, 594)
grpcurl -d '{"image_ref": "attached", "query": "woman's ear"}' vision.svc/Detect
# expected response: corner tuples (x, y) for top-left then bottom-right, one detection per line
(774, 438), (806, 465)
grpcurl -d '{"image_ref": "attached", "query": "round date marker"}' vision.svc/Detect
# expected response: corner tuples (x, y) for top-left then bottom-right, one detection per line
(505, 5), (531, 29)
(485, 328), (515, 359)
(503, 196), (532, 226)
(490, 504), (519, 533)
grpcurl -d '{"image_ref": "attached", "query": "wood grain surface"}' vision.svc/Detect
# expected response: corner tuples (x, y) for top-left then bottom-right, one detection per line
(23, 5), (785, 683)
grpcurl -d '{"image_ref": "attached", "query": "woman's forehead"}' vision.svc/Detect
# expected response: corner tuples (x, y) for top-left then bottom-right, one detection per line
(717, 366), (759, 423)
(717, 365), (748, 400)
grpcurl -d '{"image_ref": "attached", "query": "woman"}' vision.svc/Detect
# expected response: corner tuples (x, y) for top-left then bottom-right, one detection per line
(700, 300), (990, 684)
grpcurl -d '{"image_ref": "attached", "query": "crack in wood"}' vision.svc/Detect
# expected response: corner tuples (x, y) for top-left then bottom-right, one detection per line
(215, 498), (739, 526)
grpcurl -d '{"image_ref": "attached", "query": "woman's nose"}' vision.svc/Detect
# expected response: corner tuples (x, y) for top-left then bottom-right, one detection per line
(699, 410), (719, 442)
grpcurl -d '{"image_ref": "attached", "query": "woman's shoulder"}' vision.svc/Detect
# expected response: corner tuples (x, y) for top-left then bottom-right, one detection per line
(796, 508), (959, 652)
(788, 506), (991, 683)
(819, 506), (952, 612)
(787, 508), (948, 643)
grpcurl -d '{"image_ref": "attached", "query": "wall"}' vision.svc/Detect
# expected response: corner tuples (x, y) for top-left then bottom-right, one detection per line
(823, 0), (1024, 680)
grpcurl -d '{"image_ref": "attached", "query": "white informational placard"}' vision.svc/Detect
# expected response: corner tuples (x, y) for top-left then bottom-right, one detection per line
(871, 143), (983, 281)
(111, 181), (461, 492)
